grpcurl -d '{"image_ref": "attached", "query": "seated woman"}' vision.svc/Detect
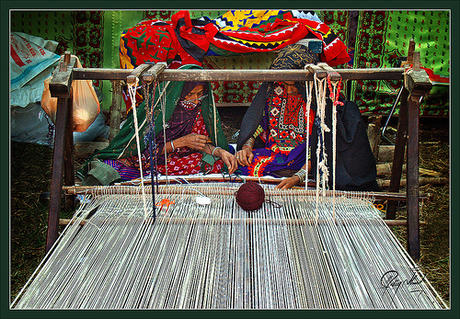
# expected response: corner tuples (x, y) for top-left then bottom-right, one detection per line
(79, 65), (237, 184)
(236, 44), (318, 189)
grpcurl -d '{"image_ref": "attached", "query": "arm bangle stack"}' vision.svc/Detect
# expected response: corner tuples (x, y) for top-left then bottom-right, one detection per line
(170, 140), (175, 152)
(243, 137), (255, 148)
(294, 169), (307, 183)
(212, 146), (222, 156)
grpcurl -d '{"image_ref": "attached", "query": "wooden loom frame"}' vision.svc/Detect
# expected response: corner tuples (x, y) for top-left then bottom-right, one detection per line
(45, 45), (431, 261)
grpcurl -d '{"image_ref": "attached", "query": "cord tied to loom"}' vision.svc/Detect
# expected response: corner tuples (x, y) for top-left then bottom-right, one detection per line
(327, 75), (344, 107)
(126, 75), (149, 219)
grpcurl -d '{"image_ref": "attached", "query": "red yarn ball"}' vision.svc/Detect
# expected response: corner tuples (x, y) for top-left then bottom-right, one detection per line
(235, 182), (265, 211)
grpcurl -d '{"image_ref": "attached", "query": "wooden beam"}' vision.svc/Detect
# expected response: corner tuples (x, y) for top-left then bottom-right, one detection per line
(306, 64), (328, 79)
(130, 63), (153, 79)
(142, 62), (167, 83)
(72, 67), (406, 82)
(50, 53), (76, 97)
(62, 185), (427, 202)
(317, 62), (342, 81)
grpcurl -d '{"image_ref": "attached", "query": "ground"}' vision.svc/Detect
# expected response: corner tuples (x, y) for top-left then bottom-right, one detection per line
(10, 111), (450, 306)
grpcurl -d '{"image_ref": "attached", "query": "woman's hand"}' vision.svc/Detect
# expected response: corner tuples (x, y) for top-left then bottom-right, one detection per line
(176, 133), (209, 151)
(275, 175), (300, 190)
(214, 148), (238, 175)
(236, 146), (254, 167)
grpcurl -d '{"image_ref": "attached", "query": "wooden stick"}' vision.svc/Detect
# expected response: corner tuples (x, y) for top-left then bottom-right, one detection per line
(58, 217), (425, 227)
(142, 62), (166, 83)
(317, 62), (341, 81)
(378, 177), (448, 188)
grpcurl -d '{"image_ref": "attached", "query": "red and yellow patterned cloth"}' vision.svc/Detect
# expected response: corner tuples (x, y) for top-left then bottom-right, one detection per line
(119, 10), (350, 70)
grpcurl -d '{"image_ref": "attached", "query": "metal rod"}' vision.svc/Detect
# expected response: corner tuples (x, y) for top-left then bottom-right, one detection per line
(62, 185), (427, 202)
(381, 85), (404, 137)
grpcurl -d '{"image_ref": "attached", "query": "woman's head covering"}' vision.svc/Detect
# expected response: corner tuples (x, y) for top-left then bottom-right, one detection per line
(269, 43), (319, 70)
(155, 81), (209, 154)
(180, 81), (208, 100)
(236, 43), (319, 150)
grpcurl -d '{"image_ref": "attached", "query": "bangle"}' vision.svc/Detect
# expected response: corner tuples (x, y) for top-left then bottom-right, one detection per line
(243, 137), (255, 148)
(294, 169), (307, 183)
(211, 146), (222, 156)
(170, 140), (175, 152)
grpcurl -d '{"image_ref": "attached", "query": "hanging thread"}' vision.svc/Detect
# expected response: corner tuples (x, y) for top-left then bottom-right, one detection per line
(127, 77), (148, 218)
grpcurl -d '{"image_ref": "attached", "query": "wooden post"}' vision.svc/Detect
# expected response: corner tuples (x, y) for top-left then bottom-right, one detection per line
(386, 88), (409, 219)
(46, 97), (71, 252)
(109, 80), (123, 140)
(402, 52), (432, 261)
(46, 53), (76, 252)
(386, 39), (415, 219)
(407, 92), (421, 260)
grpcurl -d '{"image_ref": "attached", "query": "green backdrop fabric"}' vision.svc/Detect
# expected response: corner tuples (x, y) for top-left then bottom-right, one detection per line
(320, 10), (449, 117)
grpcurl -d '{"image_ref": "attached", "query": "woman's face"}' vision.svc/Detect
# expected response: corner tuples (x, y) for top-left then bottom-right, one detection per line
(282, 81), (298, 95)
(184, 84), (206, 104)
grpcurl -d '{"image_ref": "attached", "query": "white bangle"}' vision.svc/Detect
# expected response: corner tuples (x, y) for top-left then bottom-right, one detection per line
(211, 146), (221, 156)
(170, 140), (175, 152)
(294, 169), (307, 183)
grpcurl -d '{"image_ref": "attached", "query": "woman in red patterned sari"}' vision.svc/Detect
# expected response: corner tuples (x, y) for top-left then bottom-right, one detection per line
(104, 81), (237, 180)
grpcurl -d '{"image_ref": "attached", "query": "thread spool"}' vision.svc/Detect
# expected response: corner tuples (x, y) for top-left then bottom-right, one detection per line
(235, 182), (265, 211)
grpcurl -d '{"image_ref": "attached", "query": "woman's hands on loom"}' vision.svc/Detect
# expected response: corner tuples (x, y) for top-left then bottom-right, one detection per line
(213, 147), (238, 174)
(275, 161), (311, 190)
(236, 145), (254, 167)
(275, 175), (301, 190)
(175, 133), (209, 151)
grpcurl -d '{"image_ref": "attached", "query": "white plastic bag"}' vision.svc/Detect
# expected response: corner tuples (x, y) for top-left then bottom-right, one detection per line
(41, 56), (100, 132)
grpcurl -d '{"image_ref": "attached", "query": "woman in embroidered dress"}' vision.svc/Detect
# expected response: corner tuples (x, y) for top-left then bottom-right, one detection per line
(236, 44), (318, 189)
(79, 65), (237, 183)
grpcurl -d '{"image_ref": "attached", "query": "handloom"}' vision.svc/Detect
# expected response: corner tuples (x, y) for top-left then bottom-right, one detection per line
(12, 184), (445, 309)
(13, 47), (439, 309)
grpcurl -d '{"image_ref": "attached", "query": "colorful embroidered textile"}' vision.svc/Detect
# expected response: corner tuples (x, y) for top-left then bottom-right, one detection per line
(238, 81), (315, 177)
(119, 10), (350, 71)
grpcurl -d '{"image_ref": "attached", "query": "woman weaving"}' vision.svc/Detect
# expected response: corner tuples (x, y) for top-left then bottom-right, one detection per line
(78, 65), (237, 184)
(236, 44), (318, 189)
